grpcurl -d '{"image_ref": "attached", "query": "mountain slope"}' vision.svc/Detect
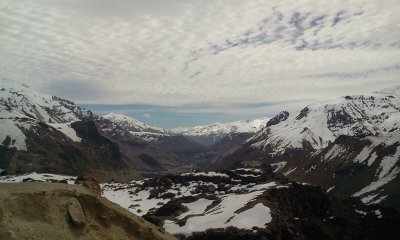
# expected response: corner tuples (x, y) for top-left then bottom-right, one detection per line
(0, 80), (140, 181)
(0, 79), (96, 150)
(217, 89), (400, 210)
(100, 168), (400, 239)
(101, 113), (268, 170)
(171, 118), (270, 146)
(103, 113), (169, 141)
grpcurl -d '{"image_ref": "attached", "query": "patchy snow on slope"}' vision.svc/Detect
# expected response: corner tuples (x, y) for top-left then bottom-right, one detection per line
(0, 172), (76, 184)
(0, 119), (27, 150)
(283, 167), (297, 176)
(177, 198), (214, 220)
(49, 122), (81, 142)
(353, 167), (400, 203)
(270, 161), (287, 172)
(181, 171), (229, 178)
(129, 131), (170, 142)
(171, 117), (270, 136)
(164, 190), (272, 235)
(101, 169), (285, 236)
(101, 184), (170, 215)
(378, 146), (400, 179)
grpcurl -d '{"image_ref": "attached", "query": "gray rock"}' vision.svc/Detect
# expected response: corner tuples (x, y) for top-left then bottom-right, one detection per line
(66, 198), (86, 227)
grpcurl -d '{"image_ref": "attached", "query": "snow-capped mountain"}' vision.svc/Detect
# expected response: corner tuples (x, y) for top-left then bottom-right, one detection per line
(102, 112), (270, 145)
(172, 118), (270, 136)
(103, 113), (167, 135)
(0, 80), (141, 180)
(250, 89), (400, 156)
(171, 118), (270, 146)
(0, 79), (95, 150)
(218, 89), (400, 211)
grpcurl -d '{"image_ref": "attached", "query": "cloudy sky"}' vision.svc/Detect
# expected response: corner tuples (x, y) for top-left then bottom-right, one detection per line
(1, 0), (400, 127)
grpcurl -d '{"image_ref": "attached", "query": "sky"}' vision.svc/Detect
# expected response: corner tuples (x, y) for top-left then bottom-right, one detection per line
(1, 0), (400, 128)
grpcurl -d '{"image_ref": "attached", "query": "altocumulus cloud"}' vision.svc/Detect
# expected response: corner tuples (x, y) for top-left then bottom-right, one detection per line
(1, 0), (400, 117)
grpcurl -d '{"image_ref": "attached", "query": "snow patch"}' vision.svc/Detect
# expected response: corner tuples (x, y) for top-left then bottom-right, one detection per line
(49, 122), (81, 142)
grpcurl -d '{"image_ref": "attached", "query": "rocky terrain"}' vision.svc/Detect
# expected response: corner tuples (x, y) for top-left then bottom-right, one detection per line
(101, 112), (269, 170)
(0, 80), (193, 179)
(0, 80), (141, 181)
(0, 182), (175, 240)
(2, 167), (400, 239)
(99, 168), (400, 240)
(217, 90), (400, 211)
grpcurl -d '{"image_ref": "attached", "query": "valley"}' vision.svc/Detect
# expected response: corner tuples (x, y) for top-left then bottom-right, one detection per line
(1, 80), (400, 239)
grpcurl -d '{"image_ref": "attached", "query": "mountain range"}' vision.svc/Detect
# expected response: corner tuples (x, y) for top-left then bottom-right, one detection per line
(0, 80), (269, 179)
(217, 89), (400, 210)
(1, 79), (400, 237)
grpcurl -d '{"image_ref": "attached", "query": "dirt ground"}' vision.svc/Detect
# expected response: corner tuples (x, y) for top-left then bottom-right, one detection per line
(0, 182), (176, 240)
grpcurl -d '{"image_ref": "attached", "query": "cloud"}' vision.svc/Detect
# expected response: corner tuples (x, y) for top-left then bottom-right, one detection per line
(1, 0), (399, 116)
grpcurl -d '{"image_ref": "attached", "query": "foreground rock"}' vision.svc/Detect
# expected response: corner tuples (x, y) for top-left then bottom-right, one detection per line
(0, 183), (176, 240)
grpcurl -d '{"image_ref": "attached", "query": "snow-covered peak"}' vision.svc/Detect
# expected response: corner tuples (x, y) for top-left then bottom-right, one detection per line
(0, 79), (95, 149)
(102, 112), (166, 134)
(250, 89), (400, 155)
(171, 118), (270, 136)
(0, 79), (94, 123)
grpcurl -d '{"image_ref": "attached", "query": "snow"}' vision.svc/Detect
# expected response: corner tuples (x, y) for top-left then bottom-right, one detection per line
(0, 172), (76, 184)
(228, 203), (272, 229)
(249, 90), (400, 156)
(353, 167), (399, 199)
(49, 122), (81, 142)
(0, 119), (27, 150)
(378, 146), (400, 179)
(101, 169), (282, 236)
(181, 172), (229, 178)
(270, 161), (287, 172)
(355, 209), (367, 216)
(177, 198), (214, 219)
(103, 113), (166, 134)
(374, 210), (383, 218)
(0, 79), (94, 149)
(326, 186), (335, 192)
(101, 185), (169, 216)
(283, 167), (297, 176)
(164, 190), (272, 235)
(324, 145), (346, 161)
(171, 117), (270, 136)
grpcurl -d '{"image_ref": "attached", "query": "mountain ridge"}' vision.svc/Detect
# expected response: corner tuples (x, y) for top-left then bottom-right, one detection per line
(217, 88), (400, 210)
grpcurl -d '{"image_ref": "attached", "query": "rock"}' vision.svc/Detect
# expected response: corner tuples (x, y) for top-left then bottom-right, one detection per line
(66, 198), (86, 227)
(82, 180), (101, 194)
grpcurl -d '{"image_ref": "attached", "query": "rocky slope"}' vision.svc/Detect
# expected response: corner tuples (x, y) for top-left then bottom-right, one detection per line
(100, 168), (400, 239)
(0, 80), (142, 181)
(0, 182), (176, 240)
(96, 118), (195, 177)
(0, 80), (204, 179)
(217, 89), (400, 210)
(103, 112), (269, 146)
(102, 112), (270, 169)
(2, 170), (399, 239)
